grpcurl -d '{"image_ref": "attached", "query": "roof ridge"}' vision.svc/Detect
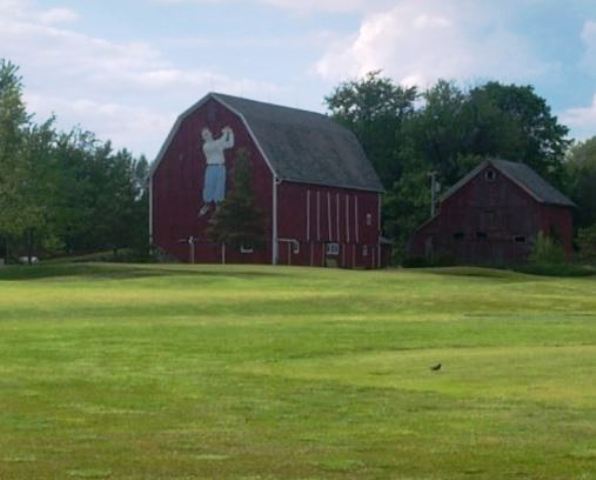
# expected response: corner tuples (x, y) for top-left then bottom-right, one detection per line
(211, 92), (330, 120)
(440, 158), (575, 208)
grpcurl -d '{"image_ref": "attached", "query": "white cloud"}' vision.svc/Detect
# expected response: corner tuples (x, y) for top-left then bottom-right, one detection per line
(39, 7), (79, 25)
(561, 94), (596, 141)
(314, 0), (552, 88)
(24, 94), (175, 154)
(152, 0), (393, 13)
(1, 0), (285, 157)
(260, 0), (389, 13)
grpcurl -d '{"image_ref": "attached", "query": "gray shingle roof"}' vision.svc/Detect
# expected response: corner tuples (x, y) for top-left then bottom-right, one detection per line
(212, 93), (383, 192)
(441, 158), (575, 207)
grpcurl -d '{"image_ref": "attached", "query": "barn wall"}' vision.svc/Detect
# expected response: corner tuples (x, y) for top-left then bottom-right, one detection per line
(538, 205), (574, 256)
(409, 165), (559, 265)
(276, 182), (381, 268)
(152, 97), (273, 263)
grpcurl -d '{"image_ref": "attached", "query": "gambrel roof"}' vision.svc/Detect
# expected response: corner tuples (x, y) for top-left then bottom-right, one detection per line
(441, 158), (575, 208)
(150, 92), (383, 192)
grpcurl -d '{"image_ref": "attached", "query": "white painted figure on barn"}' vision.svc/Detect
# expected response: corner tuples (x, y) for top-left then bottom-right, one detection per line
(199, 126), (235, 216)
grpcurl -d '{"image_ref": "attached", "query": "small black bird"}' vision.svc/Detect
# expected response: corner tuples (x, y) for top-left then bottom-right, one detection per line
(430, 363), (442, 371)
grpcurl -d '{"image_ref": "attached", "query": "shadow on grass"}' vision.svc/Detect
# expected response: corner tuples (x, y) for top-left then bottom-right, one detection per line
(0, 263), (291, 282)
(420, 265), (596, 280)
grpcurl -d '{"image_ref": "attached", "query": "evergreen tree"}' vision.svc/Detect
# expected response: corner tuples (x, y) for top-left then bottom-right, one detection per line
(207, 148), (266, 250)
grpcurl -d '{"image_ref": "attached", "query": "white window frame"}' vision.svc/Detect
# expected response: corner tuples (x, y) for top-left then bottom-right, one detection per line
(326, 242), (340, 256)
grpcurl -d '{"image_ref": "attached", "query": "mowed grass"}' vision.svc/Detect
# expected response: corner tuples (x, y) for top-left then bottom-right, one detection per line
(0, 263), (594, 479)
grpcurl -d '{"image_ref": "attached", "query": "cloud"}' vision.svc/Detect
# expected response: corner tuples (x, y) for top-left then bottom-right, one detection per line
(39, 7), (79, 24)
(314, 0), (553, 88)
(24, 94), (175, 155)
(1, 0), (285, 157)
(152, 0), (393, 13)
(260, 0), (389, 13)
(561, 94), (596, 141)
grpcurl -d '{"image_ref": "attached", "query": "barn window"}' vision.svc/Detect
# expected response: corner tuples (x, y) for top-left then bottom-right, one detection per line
(513, 236), (526, 243)
(476, 231), (488, 240)
(240, 245), (254, 254)
(366, 213), (372, 226)
(453, 232), (465, 240)
(484, 169), (496, 182)
(362, 245), (368, 257)
(326, 242), (339, 256)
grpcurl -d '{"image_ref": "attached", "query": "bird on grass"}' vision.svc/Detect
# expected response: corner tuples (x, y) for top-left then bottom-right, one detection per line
(430, 363), (442, 371)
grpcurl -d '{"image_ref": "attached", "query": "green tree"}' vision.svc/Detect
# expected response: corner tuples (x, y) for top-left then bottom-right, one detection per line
(0, 59), (151, 261)
(0, 60), (30, 242)
(325, 71), (417, 187)
(565, 136), (596, 228)
(207, 148), (266, 250)
(0, 59), (53, 262)
(577, 224), (596, 263)
(325, 74), (572, 261)
(468, 82), (570, 184)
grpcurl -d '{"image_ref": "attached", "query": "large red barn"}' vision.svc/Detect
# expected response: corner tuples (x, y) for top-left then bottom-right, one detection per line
(149, 93), (385, 267)
(409, 159), (575, 265)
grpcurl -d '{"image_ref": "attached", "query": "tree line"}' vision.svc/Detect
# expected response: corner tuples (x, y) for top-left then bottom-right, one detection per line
(1, 58), (595, 264)
(0, 60), (148, 263)
(324, 71), (596, 260)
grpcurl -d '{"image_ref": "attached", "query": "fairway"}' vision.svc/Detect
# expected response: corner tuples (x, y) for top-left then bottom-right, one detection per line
(0, 263), (594, 479)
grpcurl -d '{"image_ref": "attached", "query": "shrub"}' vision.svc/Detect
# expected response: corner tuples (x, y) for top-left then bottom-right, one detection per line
(529, 231), (566, 265)
(577, 224), (596, 263)
(516, 263), (594, 277)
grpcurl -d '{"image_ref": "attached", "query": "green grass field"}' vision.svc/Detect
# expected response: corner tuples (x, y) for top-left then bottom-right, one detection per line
(0, 263), (594, 479)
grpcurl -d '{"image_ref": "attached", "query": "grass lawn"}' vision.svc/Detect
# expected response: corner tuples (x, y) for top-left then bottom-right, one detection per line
(0, 263), (594, 479)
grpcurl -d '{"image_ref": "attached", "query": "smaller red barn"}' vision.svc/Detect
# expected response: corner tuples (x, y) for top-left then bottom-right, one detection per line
(409, 159), (575, 265)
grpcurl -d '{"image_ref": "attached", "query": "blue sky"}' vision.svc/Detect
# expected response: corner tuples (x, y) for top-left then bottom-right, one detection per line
(2, 0), (596, 159)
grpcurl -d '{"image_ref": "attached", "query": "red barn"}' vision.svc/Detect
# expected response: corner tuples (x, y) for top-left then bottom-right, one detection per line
(409, 159), (575, 265)
(149, 93), (385, 267)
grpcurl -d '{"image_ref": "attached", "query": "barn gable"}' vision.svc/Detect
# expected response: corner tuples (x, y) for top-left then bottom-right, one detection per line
(150, 93), (383, 192)
(441, 159), (575, 207)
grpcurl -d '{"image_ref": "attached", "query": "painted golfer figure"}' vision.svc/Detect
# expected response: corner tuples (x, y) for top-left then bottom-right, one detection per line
(199, 126), (234, 216)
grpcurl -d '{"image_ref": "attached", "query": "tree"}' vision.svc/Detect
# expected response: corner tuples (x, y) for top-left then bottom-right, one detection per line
(325, 71), (417, 187)
(0, 60), (29, 240)
(0, 59), (151, 261)
(207, 148), (266, 250)
(565, 136), (596, 228)
(325, 74), (573, 261)
(468, 82), (570, 184)
(0, 59), (50, 262)
(577, 224), (596, 263)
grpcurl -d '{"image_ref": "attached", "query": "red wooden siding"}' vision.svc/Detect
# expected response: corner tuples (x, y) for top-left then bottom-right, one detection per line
(276, 182), (380, 268)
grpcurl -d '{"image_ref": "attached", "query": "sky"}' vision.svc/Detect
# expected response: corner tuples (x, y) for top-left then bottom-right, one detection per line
(2, 0), (596, 160)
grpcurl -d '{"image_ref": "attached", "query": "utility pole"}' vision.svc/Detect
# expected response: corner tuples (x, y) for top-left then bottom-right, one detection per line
(428, 171), (440, 217)
(188, 236), (195, 264)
